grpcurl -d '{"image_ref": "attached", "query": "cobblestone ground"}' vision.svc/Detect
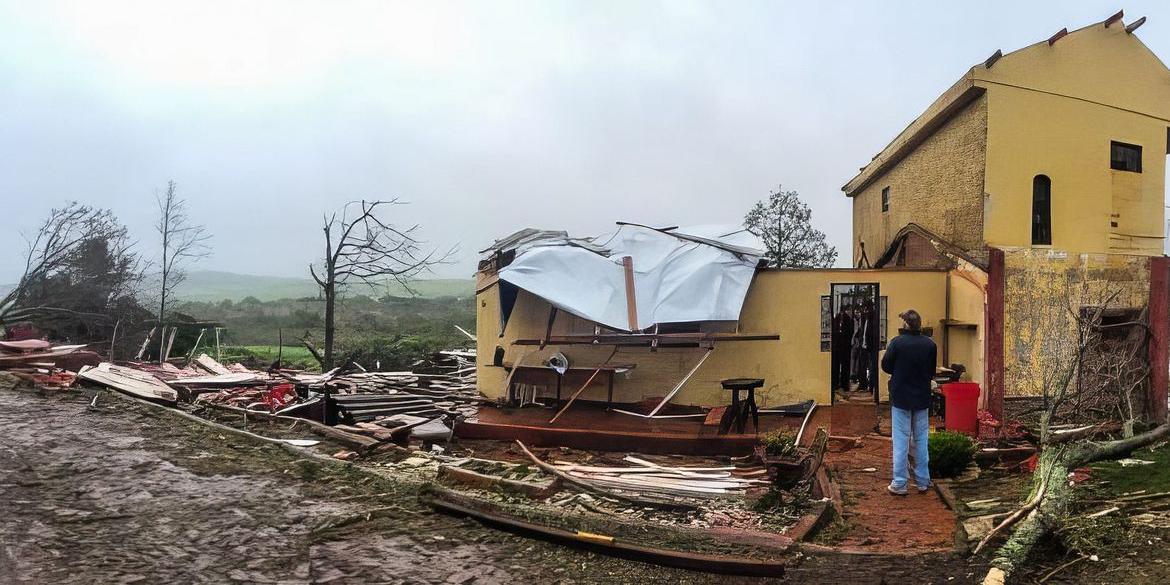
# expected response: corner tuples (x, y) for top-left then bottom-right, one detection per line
(0, 388), (751, 584)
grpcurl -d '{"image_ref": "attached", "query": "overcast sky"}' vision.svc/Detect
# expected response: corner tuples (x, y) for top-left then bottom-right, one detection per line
(2, 1), (1167, 281)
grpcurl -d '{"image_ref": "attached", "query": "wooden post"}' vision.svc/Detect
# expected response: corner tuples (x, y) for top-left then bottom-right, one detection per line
(184, 328), (206, 364)
(215, 327), (221, 361)
(135, 327), (157, 361)
(622, 256), (638, 332)
(162, 327), (178, 363)
(985, 248), (1005, 420)
(1148, 256), (1170, 423)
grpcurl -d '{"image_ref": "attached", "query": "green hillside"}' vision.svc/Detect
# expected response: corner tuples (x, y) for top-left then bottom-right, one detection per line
(174, 270), (474, 302)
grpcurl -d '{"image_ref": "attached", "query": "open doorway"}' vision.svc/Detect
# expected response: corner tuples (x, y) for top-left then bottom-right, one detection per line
(830, 283), (881, 404)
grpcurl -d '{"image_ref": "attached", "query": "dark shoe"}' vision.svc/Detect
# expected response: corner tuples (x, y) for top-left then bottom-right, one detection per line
(887, 484), (908, 496)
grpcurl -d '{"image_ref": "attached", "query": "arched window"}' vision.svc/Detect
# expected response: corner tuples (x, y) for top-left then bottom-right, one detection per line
(1032, 175), (1052, 245)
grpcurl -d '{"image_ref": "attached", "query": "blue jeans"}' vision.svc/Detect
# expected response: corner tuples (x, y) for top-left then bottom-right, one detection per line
(891, 407), (930, 490)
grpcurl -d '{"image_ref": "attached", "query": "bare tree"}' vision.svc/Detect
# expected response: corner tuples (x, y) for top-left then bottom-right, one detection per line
(154, 180), (211, 362)
(0, 202), (131, 327)
(309, 199), (451, 368)
(978, 282), (1170, 583)
(744, 186), (837, 268)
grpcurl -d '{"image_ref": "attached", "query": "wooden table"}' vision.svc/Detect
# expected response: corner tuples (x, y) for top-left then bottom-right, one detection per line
(509, 364), (637, 409)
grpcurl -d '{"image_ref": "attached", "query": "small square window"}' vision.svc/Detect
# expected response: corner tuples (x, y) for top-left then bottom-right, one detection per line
(1110, 141), (1142, 173)
(881, 187), (890, 212)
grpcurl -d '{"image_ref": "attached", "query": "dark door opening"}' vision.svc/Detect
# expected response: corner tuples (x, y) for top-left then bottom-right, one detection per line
(830, 283), (881, 404)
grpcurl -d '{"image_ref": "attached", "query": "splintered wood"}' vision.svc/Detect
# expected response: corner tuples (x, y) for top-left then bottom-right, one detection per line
(552, 455), (767, 499)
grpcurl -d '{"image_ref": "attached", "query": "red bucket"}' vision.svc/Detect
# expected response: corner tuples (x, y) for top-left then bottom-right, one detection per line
(942, 382), (980, 436)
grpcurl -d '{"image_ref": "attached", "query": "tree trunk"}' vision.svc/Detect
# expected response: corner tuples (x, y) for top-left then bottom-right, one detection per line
(989, 448), (1074, 577)
(987, 422), (1170, 582)
(323, 282), (336, 369)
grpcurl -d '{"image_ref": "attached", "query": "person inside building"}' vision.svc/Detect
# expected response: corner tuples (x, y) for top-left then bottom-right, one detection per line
(831, 302), (854, 394)
(881, 309), (936, 496)
(854, 299), (876, 393)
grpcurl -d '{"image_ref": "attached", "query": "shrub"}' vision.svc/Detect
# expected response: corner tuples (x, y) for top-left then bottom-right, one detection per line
(928, 430), (977, 478)
(762, 430), (798, 458)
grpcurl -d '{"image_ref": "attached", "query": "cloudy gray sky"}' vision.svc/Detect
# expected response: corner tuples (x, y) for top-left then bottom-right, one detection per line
(2, 1), (1167, 281)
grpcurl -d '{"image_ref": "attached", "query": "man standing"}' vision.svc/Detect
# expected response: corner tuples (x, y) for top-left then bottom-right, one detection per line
(880, 309), (936, 495)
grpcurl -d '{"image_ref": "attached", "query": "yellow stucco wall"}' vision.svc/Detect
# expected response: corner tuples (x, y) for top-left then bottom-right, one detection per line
(849, 21), (1170, 259)
(851, 96), (988, 265)
(982, 85), (1167, 255)
(946, 265), (988, 389)
(1002, 249), (1150, 397)
(476, 269), (958, 409)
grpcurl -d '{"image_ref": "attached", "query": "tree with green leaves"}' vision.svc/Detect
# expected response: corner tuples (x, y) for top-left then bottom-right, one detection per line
(744, 186), (837, 268)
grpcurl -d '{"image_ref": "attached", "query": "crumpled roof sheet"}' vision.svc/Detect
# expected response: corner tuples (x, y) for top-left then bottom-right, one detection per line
(488, 223), (765, 331)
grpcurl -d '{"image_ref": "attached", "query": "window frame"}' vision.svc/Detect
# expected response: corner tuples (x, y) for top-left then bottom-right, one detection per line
(1031, 174), (1052, 246)
(1110, 141), (1142, 173)
(881, 186), (890, 213)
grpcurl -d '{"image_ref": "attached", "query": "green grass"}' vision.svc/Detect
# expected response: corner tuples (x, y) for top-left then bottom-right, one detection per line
(221, 345), (320, 371)
(1090, 440), (1170, 494)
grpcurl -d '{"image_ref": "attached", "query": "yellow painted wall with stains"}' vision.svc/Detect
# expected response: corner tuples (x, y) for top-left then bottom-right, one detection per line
(1002, 249), (1151, 397)
(850, 22), (1170, 261)
(476, 269), (970, 408)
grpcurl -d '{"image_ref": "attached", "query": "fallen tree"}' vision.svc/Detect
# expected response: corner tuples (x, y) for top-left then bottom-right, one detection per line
(980, 288), (1168, 583)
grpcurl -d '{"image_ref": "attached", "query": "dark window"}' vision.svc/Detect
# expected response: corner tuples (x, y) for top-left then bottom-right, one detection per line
(881, 187), (890, 212)
(1032, 175), (1052, 245)
(1110, 141), (1142, 172)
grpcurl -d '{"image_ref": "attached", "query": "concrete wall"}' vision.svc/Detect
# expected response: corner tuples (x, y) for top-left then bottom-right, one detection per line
(851, 95), (988, 265)
(476, 269), (958, 408)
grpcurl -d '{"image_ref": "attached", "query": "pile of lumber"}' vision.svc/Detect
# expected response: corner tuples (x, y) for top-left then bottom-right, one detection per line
(77, 362), (179, 404)
(331, 390), (475, 423)
(318, 371), (481, 419)
(552, 456), (768, 499)
(0, 340), (99, 371)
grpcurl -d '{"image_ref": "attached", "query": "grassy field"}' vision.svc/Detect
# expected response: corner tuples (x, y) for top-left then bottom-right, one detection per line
(221, 345), (320, 371)
(174, 271), (474, 302)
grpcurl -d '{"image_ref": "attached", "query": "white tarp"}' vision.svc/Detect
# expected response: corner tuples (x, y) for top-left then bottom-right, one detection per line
(490, 223), (765, 331)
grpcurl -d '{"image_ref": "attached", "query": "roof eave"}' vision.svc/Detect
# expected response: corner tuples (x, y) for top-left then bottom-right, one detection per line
(843, 75), (983, 196)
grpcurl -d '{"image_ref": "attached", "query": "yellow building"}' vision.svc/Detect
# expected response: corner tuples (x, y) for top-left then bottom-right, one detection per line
(845, 14), (1170, 409)
(846, 15), (1170, 261)
(471, 15), (1170, 439)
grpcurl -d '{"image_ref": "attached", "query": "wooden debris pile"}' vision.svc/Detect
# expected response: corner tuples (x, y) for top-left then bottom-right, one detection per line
(551, 455), (769, 499)
(317, 370), (481, 420)
(0, 339), (99, 371)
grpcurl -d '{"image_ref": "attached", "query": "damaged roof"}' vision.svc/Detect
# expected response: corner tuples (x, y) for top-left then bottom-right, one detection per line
(482, 223), (765, 332)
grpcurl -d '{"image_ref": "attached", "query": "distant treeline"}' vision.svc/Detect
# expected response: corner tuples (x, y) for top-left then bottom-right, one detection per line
(180, 293), (475, 370)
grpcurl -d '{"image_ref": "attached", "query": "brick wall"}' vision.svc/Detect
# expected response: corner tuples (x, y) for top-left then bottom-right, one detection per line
(852, 95), (988, 265)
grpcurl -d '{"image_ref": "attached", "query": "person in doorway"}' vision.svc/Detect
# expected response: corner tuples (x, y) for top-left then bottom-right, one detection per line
(854, 299), (874, 392)
(881, 309), (936, 496)
(832, 303), (854, 394)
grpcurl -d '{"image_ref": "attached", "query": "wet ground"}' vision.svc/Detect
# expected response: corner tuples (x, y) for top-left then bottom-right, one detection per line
(0, 388), (755, 584)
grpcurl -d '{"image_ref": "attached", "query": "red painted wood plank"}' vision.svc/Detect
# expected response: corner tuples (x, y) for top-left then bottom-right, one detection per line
(1149, 257), (1170, 423)
(985, 248), (1005, 420)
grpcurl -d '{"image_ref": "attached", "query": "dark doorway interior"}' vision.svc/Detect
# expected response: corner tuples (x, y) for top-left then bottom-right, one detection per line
(830, 283), (881, 404)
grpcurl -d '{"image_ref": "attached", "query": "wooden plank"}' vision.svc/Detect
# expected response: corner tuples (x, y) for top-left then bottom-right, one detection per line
(1149, 256), (1170, 423)
(548, 347), (618, 424)
(426, 489), (785, 577)
(77, 363), (178, 404)
(985, 247), (1005, 419)
(622, 256), (638, 331)
(644, 349), (713, 418)
(512, 333), (780, 346)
